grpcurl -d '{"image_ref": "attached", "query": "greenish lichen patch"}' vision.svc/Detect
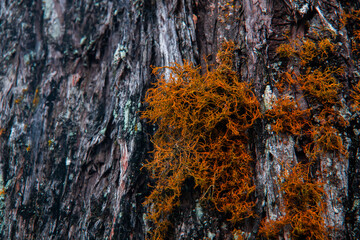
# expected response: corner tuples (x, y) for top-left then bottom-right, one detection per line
(80, 36), (87, 46)
(42, 0), (54, 20)
(207, 231), (216, 240)
(113, 44), (128, 67)
(99, 127), (107, 136)
(123, 100), (131, 131)
(135, 122), (142, 132)
(263, 85), (276, 111)
(195, 202), (204, 220)
(42, 0), (63, 39)
(113, 109), (118, 119)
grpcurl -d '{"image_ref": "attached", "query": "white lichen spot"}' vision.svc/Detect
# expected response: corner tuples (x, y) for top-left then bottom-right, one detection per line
(299, 3), (309, 16)
(9, 121), (26, 144)
(124, 100), (131, 131)
(68, 132), (76, 137)
(48, 138), (55, 151)
(80, 36), (87, 46)
(99, 127), (107, 136)
(49, 18), (62, 39)
(24, 53), (31, 65)
(136, 122), (142, 132)
(113, 109), (118, 119)
(207, 232), (216, 240)
(42, 0), (64, 39)
(42, 0), (53, 19)
(66, 157), (71, 166)
(113, 44), (128, 66)
(263, 85), (276, 111)
(195, 202), (204, 220)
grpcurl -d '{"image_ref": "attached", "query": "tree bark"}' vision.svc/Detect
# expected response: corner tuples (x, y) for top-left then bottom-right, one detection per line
(0, 0), (359, 239)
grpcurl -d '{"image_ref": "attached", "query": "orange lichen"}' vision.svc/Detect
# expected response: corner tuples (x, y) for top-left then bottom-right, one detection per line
(262, 32), (349, 239)
(32, 88), (40, 107)
(265, 97), (310, 135)
(15, 96), (23, 104)
(304, 107), (348, 160)
(259, 163), (328, 240)
(142, 41), (261, 239)
(299, 39), (318, 65)
(0, 128), (5, 137)
(297, 68), (343, 106)
(272, 37), (347, 158)
(258, 217), (283, 240)
(219, 0), (241, 23)
(232, 229), (246, 240)
(305, 124), (347, 161)
(315, 106), (349, 128)
(276, 36), (337, 66)
(341, 9), (360, 54)
(351, 81), (360, 112)
(274, 70), (299, 94)
(318, 38), (335, 60)
(276, 42), (297, 58)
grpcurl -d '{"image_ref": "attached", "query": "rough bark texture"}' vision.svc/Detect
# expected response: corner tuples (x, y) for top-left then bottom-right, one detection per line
(0, 0), (359, 239)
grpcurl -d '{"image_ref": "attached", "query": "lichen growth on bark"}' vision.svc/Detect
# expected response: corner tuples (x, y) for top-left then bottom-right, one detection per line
(142, 41), (260, 239)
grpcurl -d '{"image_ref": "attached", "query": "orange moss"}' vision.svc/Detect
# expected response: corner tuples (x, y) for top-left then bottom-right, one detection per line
(305, 124), (347, 161)
(142, 41), (260, 239)
(276, 42), (297, 58)
(272, 37), (347, 159)
(298, 68), (343, 106)
(275, 37), (337, 66)
(318, 38), (335, 60)
(32, 88), (40, 107)
(0, 128), (5, 137)
(259, 163), (328, 240)
(232, 229), (246, 240)
(262, 33), (350, 239)
(219, 0), (241, 23)
(351, 81), (360, 112)
(15, 96), (23, 104)
(304, 107), (348, 160)
(341, 9), (360, 54)
(299, 39), (318, 65)
(265, 97), (310, 135)
(274, 70), (299, 94)
(258, 218), (283, 240)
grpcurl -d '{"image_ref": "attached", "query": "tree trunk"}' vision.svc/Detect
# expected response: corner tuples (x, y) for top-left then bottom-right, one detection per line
(0, 0), (359, 239)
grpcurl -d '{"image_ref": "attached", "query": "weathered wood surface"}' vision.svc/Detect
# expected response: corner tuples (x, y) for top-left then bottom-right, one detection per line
(0, 0), (359, 239)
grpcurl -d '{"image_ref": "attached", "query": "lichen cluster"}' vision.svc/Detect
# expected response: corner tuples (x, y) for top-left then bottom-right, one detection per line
(268, 32), (349, 157)
(343, 8), (360, 111)
(261, 30), (350, 239)
(259, 163), (328, 240)
(341, 9), (360, 57)
(142, 41), (260, 239)
(142, 25), (360, 239)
